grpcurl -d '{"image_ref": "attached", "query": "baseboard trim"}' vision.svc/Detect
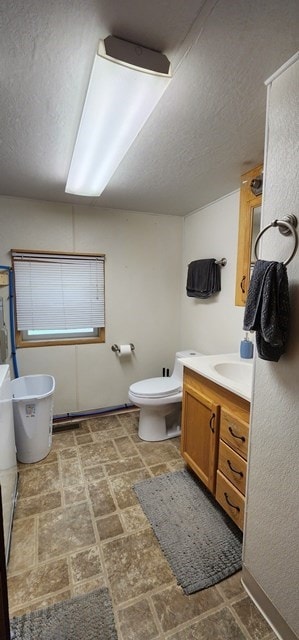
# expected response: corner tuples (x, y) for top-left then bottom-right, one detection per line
(242, 565), (298, 640)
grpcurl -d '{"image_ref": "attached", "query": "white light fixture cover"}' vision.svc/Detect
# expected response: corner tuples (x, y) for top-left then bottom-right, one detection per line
(65, 37), (171, 197)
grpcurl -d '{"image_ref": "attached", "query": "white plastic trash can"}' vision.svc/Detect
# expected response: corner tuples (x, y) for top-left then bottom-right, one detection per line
(11, 375), (55, 463)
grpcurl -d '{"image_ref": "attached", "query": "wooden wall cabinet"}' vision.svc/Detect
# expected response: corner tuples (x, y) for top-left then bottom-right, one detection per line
(181, 367), (250, 530)
(235, 164), (263, 306)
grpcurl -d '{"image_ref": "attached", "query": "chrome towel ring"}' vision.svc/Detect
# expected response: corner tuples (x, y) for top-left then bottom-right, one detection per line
(254, 214), (298, 266)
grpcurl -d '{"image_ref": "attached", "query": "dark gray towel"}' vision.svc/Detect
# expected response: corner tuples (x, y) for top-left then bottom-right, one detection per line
(243, 260), (290, 362)
(186, 259), (221, 298)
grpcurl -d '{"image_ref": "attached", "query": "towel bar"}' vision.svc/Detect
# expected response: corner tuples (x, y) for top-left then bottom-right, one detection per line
(254, 215), (298, 266)
(188, 258), (227, 267)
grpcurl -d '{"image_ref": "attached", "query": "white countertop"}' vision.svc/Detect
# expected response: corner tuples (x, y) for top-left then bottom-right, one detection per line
(180, 352), (253, 402)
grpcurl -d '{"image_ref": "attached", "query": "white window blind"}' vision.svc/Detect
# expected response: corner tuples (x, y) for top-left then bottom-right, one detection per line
(12, 251), (105, 331)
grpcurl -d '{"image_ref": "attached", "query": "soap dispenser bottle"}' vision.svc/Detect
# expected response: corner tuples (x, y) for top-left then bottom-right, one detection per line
(240, 333), (253, 359)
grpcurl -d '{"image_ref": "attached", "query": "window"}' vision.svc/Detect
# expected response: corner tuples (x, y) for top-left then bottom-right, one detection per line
(12, 250), (105, 347)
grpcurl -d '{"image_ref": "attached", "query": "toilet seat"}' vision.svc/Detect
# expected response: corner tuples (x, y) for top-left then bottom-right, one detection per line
(130, 377), (181, 399)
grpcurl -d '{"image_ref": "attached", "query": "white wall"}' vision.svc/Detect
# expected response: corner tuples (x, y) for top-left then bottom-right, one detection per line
(180, 191), (244, 354)
(0, 178), (248, 417)
(243, 54), (299, 639)
(0, 197), (183, 414)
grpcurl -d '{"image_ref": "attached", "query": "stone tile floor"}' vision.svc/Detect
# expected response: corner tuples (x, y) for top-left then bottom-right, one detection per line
(7, 410), (277, 640)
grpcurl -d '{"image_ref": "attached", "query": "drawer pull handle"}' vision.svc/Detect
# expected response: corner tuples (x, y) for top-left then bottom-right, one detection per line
(229, 426), (245, 442)
(240, 275), (246, 293)
(209, 413), (215, 433)
(224, 492), (240, 512)
(227, 459), (243, 477)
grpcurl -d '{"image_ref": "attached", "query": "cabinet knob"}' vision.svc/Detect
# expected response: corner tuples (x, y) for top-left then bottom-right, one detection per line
(224, 492), (240, 512)
(227, 459), (243, 477)
(229, 426), (245, 442)
(209, 413), (215, 433)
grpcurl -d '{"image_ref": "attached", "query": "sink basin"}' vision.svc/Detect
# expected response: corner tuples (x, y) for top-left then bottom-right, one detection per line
(213, 361), (252, 385)
(179, 353), (253, 401)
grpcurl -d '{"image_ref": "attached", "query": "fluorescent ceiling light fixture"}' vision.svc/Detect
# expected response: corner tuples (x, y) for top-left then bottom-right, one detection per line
(65, 36), (171, 197)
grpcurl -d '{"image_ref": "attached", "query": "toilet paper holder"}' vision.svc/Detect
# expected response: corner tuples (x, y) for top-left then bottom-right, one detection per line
(111, 343), (135, 354)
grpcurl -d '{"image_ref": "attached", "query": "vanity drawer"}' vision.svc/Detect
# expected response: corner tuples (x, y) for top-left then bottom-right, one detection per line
(220, 408), (249, 459)
(218, 440), (247, 495)
(216, 470), (245, 530)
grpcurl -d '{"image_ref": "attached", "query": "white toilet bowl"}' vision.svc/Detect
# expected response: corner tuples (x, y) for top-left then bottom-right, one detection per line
(128, 350), (202, 441)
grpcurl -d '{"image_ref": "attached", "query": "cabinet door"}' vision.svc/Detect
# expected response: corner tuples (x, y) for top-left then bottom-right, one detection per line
(181, 385), (219, 493)
(235, 164), (263, 306)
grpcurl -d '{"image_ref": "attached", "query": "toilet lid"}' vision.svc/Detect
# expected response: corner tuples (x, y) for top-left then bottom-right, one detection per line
(130, 377), (182, 398)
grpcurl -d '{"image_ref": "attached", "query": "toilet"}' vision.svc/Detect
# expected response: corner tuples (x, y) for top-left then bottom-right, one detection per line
(128, 350), (202, 441)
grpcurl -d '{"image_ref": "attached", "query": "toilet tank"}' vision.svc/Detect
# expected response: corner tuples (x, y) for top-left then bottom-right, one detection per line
(172, 350), (202, 382)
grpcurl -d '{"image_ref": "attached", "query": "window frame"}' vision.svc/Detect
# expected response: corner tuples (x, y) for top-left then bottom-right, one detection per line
(12, 249), (105, 348)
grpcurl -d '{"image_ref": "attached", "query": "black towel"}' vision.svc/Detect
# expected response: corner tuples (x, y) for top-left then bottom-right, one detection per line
(186, 259), (221, 298)
(243, 259), (290, 362)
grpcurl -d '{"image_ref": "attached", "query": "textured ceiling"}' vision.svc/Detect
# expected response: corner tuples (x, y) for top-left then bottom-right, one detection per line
(0, 0), (298, 215)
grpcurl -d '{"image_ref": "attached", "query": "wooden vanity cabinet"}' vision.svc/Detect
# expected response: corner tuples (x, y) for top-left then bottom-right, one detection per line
(181, 367), (250, 530)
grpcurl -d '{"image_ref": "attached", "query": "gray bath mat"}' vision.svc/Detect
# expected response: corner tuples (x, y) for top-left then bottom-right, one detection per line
(134, 469), (242, 594)
(10, 588), (117, 640)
